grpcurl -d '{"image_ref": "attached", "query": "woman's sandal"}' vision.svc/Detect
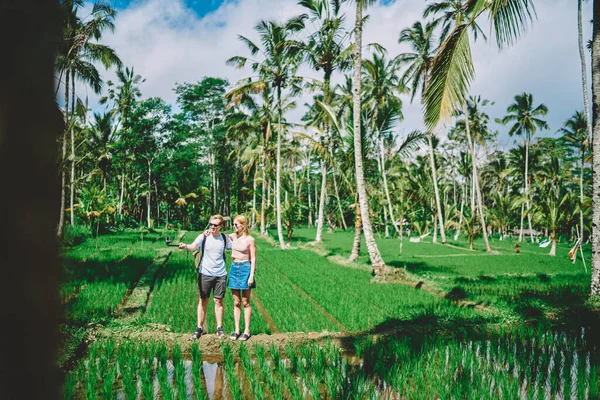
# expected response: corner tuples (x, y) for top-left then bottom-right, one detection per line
(230, 332), (240, 341)
(239, 333), (251, 341)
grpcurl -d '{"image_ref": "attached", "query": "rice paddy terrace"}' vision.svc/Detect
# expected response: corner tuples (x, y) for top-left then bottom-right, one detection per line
(60, 228), (600, 399)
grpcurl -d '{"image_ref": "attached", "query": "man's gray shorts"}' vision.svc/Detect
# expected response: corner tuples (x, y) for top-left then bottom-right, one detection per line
(197, 273), (227, 299)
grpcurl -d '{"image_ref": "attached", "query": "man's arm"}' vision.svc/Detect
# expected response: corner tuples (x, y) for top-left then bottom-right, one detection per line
(178, 234), (204, 251)
(224, 234), (233, 250)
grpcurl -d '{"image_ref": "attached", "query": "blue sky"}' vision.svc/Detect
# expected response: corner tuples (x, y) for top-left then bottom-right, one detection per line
(113, 0), (230, 18)
(76, 0), (592, 152)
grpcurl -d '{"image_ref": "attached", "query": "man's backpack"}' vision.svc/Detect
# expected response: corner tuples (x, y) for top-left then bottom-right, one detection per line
(193, 233), (228, 271)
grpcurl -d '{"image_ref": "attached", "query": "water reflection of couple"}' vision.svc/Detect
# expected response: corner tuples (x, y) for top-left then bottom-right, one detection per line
(178, 214), (256, 341)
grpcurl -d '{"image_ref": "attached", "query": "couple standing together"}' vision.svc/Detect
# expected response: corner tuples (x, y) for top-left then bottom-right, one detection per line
(178, 214), (256, 341)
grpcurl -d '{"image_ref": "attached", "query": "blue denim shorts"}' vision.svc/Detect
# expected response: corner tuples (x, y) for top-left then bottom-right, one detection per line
(228, 261), (254, 290)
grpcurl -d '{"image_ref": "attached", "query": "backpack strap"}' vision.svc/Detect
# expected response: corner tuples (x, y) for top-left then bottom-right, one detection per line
(197, 233), (227, 271)
(221, 233), (227, 261)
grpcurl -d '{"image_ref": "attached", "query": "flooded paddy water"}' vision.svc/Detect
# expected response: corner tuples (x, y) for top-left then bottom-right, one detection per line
(63, 322), (600, 399)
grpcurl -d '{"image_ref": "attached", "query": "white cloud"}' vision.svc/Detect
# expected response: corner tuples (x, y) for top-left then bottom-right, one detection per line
(71, 0), (592, 149)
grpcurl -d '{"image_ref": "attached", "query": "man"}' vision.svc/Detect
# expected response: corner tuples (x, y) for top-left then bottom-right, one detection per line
(179, 215), (232, 340)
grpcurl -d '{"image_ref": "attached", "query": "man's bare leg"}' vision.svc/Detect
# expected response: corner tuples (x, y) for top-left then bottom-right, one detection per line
(198, 297), (209, 329)
(214, 297), (224, 329)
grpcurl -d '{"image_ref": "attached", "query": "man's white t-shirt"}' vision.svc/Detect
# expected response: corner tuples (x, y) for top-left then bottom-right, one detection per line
(191, 233), (232, 277)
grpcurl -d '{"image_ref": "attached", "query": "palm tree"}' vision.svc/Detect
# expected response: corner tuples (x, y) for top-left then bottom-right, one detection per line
(397, 20), (447, 244)
(559, 110), (589, 242)
(227, 16), (306, 249)
(87, 112), (115, 191)
(348, 0), (387, 274)
(299, 0), (351, 242)
(55, 0), (121, 232)
(422, 0), (536, 252)
(500, 92), (549, 243)
(100, 66), (144, 217)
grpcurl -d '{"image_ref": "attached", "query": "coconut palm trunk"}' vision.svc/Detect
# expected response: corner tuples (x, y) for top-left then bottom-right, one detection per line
(147, 158), (152, 229)
(57, 70), (70, 236)
(380, 136), (399, 236)
(252, 163), (258, 227)
(276, 90), (285, 249)
(591, 0), (600, 296)
(70, 73), (75, 226)
(427, 133), (446, 243)
(525, 137), (534, 243)
(307, 158), (313, 226)
(349, 195), (362, 262)
(315, 161), (327, 242)
(332, 174), (347, 230)
(261, 159), (267, 236)
(454, 184), (465, 241)
(580, 151), (585, 241)
(463, 102), (491, 252)
(579, 0), (594, 147)
(353, 0), (386, 274)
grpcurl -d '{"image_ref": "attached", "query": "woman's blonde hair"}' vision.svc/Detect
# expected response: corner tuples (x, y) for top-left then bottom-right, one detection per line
(234, 215), (250, 236)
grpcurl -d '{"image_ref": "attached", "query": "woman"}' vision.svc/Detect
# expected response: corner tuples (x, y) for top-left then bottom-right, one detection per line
(227, 215), (256, 341)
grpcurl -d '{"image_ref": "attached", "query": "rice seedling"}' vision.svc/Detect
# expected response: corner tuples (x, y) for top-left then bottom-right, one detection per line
(157, 358), (174, 400)
(190, 344), (207, 400)
(62, 372), (77, 400)
(139, 357), (154, 400)
(101, 364), (117, 400)
(221, 342), (243, 400)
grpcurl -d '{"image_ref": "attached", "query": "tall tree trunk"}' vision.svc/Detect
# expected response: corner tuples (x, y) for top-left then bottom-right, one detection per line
(380, 136), (398, 235)
(454, 184), (465, 241)
(252, 163), (257, 228)
(581, 151), (586, 242)
(548, 229), (557, 256)
(353, 1), (386, 274)
(307, 158), (313, 227)
(591, 0), (600, 296)
(315, 161), (327, 242)
(70, 73), (75, 226)
(427, 133), (446, 243)
(155, 181), (159, 225)
(525, 138), (534, 243)
(261, 159), (266, 236)
(57, 70), (69, 236)
(580, 0), (594, 146)
(463, 102), (491, 252)
(349, 195), (362, 262)
(383, 206), (390, 238)
(276, 90), (285, 249)
(118, 160), (125, 217)
(332, 174), (347, 230)
(432, 210), (437, 243)
(519, 203), (525, 242)
(147, 158), (151, 229)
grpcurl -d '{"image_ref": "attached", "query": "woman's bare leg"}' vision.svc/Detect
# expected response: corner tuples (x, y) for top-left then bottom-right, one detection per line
(232, 290), (241, 334)
(242, 289), (252, 335)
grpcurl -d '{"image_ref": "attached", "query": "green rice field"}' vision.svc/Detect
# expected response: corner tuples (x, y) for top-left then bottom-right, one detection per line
(59, 228), (600, 399)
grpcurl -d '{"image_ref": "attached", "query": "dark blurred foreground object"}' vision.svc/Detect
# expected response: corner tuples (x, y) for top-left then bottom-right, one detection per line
(0, 1), (62, 399)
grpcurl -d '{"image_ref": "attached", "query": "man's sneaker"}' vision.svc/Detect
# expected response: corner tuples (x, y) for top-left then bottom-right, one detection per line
(216, 326), (225, 339)
(189, 327), (203, 341)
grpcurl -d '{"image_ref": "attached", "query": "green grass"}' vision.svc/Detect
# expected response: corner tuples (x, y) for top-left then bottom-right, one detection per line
(258, 239), (490, 331)
(278, 227), (591, 321)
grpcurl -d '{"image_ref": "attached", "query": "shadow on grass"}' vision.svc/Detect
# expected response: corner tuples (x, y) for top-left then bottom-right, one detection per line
(388, 260), (457, 275)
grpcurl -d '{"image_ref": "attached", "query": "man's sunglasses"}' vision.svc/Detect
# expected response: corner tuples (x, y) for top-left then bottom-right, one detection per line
(209, 223), (220, 227)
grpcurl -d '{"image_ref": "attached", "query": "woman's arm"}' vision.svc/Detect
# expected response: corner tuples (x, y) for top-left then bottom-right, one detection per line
(248, 237), (256, 286)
